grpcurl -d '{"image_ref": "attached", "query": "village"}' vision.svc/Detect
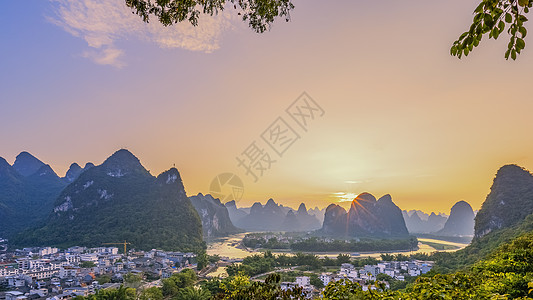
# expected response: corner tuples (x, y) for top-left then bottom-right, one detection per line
(0, 244), (196, 300)
(0, 238), (435, 300)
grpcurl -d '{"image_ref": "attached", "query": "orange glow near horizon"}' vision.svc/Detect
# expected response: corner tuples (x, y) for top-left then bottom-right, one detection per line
(3, 0), (533, 216)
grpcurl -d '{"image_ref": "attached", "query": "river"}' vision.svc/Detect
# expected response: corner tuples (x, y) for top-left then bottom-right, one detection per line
(206, 233), (469, 276)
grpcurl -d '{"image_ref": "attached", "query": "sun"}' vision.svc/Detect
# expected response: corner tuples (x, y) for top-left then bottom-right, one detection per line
(333, 192), (358, 203)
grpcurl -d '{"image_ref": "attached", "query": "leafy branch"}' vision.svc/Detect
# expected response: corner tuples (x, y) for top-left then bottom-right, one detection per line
(126, 0), (295, 33)
(451, 0), (531, 60)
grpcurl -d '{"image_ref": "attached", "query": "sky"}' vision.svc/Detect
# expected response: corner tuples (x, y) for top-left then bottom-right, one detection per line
(2, 0), (533, 214)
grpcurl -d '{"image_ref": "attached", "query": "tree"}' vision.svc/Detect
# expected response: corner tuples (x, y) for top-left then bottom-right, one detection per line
(375, 273), (392, 282)
(139, 287), (163, 300)
(162, 269), (197, 297)
(218, 273), (307, 299)
(126, 0), (294, 33)
(380, 254), (395, 261)
(208, 254), (220, 264)
(337, 253), (351, 265)
(80, 261), (96, 268)
(176, 286), (211, 300)
(123, 273), (143, 289)
(452, 0), (531, 60)
(97, 275), (111, 285)
(196, 250), (209, 270)
(310, 274), (324, 289)
(84, 285), (137, 300)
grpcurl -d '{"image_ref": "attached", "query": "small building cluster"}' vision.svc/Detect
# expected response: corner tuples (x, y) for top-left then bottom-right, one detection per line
(0, 246), (196, 300)
(280, 276), (314, 298)
(319, 260), (433, 291)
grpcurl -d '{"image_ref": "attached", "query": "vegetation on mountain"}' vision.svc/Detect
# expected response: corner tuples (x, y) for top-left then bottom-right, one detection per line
(189, 193), (241, 237)
(0, 154), (67, 237)
(475, 165), (533, 239)
(11, 150), (205, 252)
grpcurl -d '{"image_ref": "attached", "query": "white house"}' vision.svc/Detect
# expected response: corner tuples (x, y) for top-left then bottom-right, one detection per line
(320, 273), (332, 286)
(296, 276), (310, 287)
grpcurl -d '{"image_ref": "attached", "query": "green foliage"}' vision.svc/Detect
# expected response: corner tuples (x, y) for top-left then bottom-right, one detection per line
(310, 273), (324, 289)
(97, 275), (111, 285)
(433, 213), (533, 273)
(162, 269), (197, 297)
(80, 261), (96, 268)
(321, 232), (533, 299)
(139, 287), (163, 300)
(376, 273), (393, 282)
(290, 236), (418, 252)
(322, 279), (363, 299)
(77, 285), (136, 300)
(226, 251), (335, 277)
(244, 235), (419, 253)
(452, 0), (531, 59)
(176, 286), (211, 300)
(123, 273), (143, 289)
(216, 273), (306, 299)
(380, 253), (395, 261)
(201, 278), (224, 295)
(145, 272), (160, 282)
(126, 0), (295, 34)
(337, 253), (351, 265)
(0, 161), (66, 238)
(197, 250), (209, 270)
(208, 254), (220, 264)
(12, 165), (205, 252)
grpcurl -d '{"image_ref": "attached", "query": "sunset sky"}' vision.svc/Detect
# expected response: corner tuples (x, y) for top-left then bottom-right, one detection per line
(2, 0), (533, 214)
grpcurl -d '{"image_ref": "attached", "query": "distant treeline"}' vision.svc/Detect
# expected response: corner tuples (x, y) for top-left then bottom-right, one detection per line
(243, 235), (418, 252)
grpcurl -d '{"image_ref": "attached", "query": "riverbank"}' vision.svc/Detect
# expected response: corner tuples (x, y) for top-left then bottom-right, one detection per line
(207, 233), (469, 260)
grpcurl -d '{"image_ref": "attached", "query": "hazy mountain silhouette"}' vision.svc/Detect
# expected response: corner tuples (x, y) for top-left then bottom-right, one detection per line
(321, 193), (409, 237)
(436, 201), (475, 236)
(227, 199), (321, 232)
(402, 210), (447, 233)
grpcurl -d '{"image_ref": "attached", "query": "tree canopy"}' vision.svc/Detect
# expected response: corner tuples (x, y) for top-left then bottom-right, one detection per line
(125, 0), (532, 60)
(126, 0), (294, 33)
(452, 0), (530, 60)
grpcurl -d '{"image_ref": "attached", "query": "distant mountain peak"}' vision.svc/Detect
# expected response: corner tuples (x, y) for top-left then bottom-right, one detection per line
(225, 200), (237, 208)
(297, 203), (308, 214)
(64, 163), (83, 182)
(84, 162), (95, 169)
(497, 164), (530, 175)
(156, 168), (186, 195)
(265, 198), (277, 207)
(13, 151), (45, 176)
(102, 149), (147, 177)
(69, 162), (81, 170)
(437, 200), (474, 236)
(250, 202), (263, 214)
(377, 194), (393, 204)
(158, 167), (181, 183)
(323, 193), (408, 237)
(353, 192), (377, 205)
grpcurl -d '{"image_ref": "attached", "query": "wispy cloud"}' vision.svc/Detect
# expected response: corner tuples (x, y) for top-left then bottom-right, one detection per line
(48, 0), (234, 67)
